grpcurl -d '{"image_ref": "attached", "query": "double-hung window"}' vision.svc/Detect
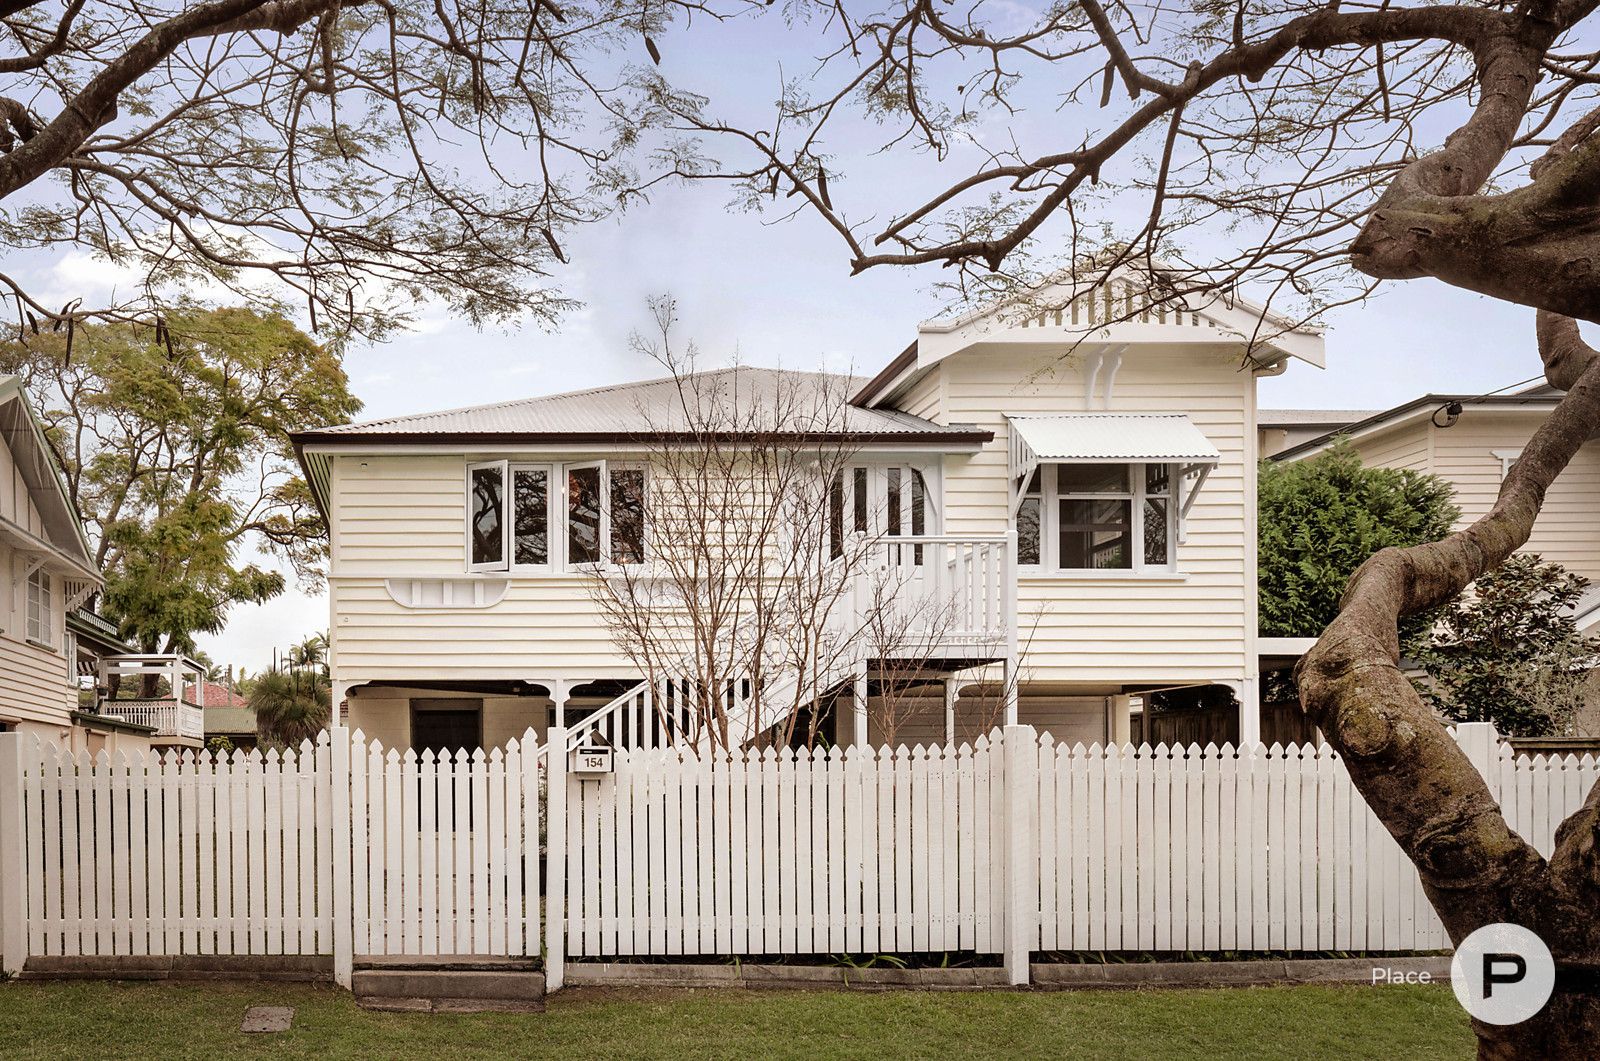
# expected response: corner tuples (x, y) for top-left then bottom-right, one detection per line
(468, 460), (647, 571)
(1018, 463), (1175, 573)
(25, 568), (54, 647)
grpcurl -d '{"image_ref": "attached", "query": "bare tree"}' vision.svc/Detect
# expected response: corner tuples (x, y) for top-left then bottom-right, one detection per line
(0, 0), (748, 338)
(585, 296), (892, 751)
(626, 3), (1600, 1050)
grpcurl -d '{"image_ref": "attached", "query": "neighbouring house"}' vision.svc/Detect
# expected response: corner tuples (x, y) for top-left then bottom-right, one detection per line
(0, 376), (153, 754)
(1264, 382), (1600, 735)
(1264, 383), (1600, 626)
(294, 272), (1324, 753)
(198, 679), (258, 751)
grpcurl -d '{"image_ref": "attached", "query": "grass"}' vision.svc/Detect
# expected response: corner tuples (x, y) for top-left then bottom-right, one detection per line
(0, 979), (1473, 1059)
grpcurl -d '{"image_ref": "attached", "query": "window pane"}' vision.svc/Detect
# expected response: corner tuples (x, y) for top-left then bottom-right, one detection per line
(513, 469), (549, 565)
(1144, 497), (1169, 566)
(470, 465), (504, 566)
(567, 466), (602, 564)
(1018, 496), (1041, 565)
(887, 468), (902, 535)
(1058, 498), (1131, 569)
(1145, 463), (1170, 496)
(910, 470), (926, 563)
(1056, 463), (1129, 494)
(852, 468), (868, 533)
(610, 469), (647, 564)
(829, 471), (844, 558)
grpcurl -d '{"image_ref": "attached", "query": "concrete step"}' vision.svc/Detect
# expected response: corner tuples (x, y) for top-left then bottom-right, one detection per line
(350, 967), (545, 1005)
(354, 954), (538, 973)
(357, 995), (544, 1014)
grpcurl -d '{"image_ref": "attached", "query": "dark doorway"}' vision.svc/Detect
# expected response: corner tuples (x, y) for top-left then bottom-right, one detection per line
(410, 698), (483, 754)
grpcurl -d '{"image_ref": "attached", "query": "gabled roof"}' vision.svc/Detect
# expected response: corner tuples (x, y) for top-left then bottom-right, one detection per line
(1271, 386), (1562, 462)
(294, 366), (991, 446)
(0, 375), (98, 579)
(854, 263), (1326, 407)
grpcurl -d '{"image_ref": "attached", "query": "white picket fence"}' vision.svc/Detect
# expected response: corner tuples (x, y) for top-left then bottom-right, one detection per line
(562, 739), (1007, 957)
(8, 735), (340, 959)
(2, 723), (1597, 991)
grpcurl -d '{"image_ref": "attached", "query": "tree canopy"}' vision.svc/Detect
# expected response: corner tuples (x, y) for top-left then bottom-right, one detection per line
(0, 0), (713, 338)
(1408, 554), (1600, 738)
(0, 306), (359, 652)
(1259, 441), (1459, 640)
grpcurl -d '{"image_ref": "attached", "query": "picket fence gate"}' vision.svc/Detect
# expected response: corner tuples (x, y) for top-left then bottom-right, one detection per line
(3, 723), (1598, 990)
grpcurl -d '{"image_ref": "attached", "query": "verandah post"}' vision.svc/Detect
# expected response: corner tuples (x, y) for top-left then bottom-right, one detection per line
(330, 726), (353, 988)
(0, 732), (26, 976)
(546, 726), (568, 991)
(1002, 530), (1019, 727)
(1001, 722), (1037, 986)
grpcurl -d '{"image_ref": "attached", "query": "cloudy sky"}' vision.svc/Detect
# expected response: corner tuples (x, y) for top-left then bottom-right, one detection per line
(11, 12), (1567, 673)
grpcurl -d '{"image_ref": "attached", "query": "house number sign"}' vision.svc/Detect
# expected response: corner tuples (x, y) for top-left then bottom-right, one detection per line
(571, 747), (614, 775)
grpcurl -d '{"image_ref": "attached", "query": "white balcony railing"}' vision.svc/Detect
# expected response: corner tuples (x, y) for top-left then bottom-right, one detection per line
(94, 699), (205, 740)
(851, 533), (1015, 658)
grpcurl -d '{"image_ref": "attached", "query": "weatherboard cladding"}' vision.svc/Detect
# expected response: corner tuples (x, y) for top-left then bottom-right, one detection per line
(296, 366), (989, 444)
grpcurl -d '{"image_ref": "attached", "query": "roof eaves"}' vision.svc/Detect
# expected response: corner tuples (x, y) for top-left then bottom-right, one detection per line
(293, 427), (995, 446)
(1271, 392), (1562, 463)
(851, 341), (919, 407)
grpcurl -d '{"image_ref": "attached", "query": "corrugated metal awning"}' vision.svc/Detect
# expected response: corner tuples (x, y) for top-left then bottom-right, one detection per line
(1005, 414), (1221, 532)
(1006, 413), (1220, 463)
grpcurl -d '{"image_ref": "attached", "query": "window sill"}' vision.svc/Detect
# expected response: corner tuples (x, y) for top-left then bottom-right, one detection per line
(25, 636), (59, 653)
(1019, 569), (1189, 583)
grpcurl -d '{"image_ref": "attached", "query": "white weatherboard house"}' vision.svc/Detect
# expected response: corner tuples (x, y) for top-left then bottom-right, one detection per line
(0, 377), (114, 751)
(295, 276), (1324, 754)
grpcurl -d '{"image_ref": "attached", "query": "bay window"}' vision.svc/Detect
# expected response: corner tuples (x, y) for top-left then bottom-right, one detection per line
(468, 460), (647, 571)
(1018, 462), (1175, 573)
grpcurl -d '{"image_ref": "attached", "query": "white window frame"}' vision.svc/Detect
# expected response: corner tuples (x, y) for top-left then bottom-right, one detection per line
(1493, 449), (1522, 482)
(508, 462), (557, 572)
(466, 459), (653, 574)
(466, 459), (510, 572)
(25, 567), (54, 649)
(561, 459), (608, 569)
(827, 462), (942, 552)
(605, 461), (650, 568)
(1017, 461), (1178, 575)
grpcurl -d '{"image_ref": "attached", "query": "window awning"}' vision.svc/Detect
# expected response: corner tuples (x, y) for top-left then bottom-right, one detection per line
(1006, 413), (1221, 530)
(1006, 413), (1220, 468)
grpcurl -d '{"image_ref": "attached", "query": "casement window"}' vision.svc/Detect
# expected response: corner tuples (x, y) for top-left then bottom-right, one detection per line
(468, 460), (646, 571)
(1017, 462), (1176, 573)
(25, 568), (54, 647)
(468, 461), (509, 570)
(827, 464), (933, 559)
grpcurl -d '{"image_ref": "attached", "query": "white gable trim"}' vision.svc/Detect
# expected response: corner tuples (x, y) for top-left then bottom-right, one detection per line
(910, 267), (1325, 381)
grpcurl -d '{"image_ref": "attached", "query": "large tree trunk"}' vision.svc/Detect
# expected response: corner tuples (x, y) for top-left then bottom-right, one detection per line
(1478, 986), (1600, 1059)
(1298, 325), (1600, 1056)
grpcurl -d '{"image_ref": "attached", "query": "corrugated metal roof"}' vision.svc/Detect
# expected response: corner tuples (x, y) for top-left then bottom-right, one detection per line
(1008, 413), (1220, 462)
(1570, 583), (1600, 633)
(297, 367), (986, 442)
(204, 706), (256, 735)
(1257, 409), (1374, 427)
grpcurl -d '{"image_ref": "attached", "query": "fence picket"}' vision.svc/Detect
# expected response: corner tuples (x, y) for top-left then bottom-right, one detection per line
(6, 722), (1589, 976)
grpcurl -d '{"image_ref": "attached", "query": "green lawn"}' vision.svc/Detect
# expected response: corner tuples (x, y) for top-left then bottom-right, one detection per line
(0, 979), (1472, 1059)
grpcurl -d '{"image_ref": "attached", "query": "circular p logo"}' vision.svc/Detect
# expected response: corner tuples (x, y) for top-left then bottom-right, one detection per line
(1450, 923), (1555, 1025)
